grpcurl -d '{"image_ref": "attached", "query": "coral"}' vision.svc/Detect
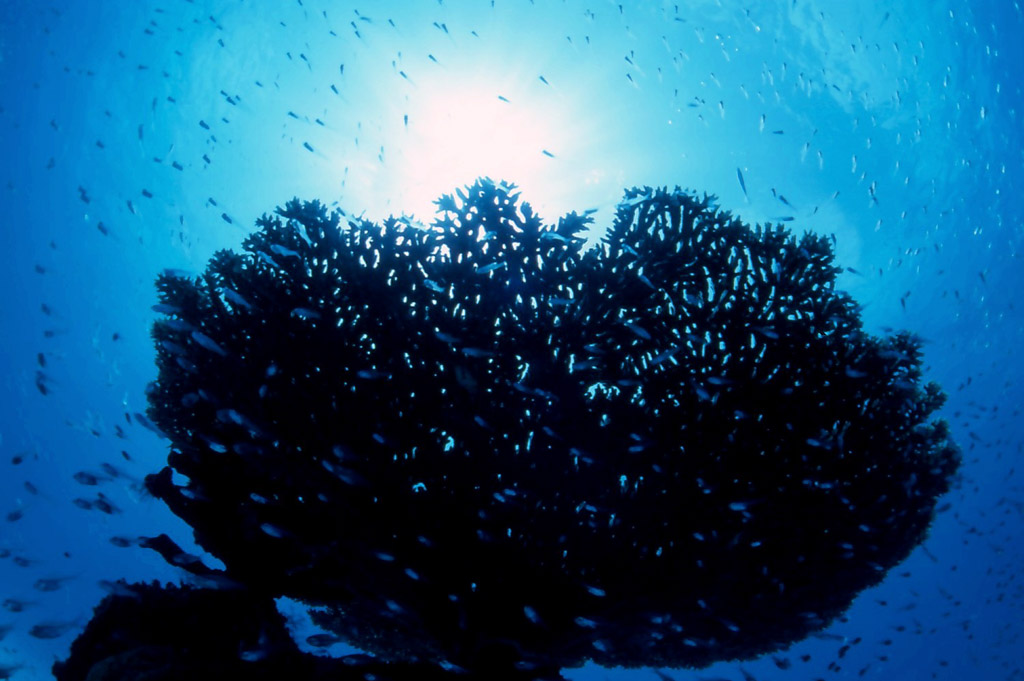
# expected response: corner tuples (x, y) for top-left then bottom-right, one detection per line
(52, 581), (464, 681)
(136, 179), (959, 676)
(52, 581), (308, 681)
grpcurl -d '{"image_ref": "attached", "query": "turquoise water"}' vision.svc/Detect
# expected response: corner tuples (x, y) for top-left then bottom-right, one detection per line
(0, 1), (1021, 679)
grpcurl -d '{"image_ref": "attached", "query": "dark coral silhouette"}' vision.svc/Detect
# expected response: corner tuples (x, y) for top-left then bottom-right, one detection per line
(58, 179), (959, 679)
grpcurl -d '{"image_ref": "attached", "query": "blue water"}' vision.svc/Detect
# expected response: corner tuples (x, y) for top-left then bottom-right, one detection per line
(1, 1), (1021, 679)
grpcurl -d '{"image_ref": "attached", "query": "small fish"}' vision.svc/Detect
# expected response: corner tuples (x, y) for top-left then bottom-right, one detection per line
(650, 348), (679, 365)
(751, 326), (779, 340)
(736, 167), (748, 199)
(257, 252), (280, 269)
(34, 575), (77, 592)
(221, 287), (253, 310)
(92, 493), (121, 515)
(260, 523), (289, 538)
(270, 244), (301, 259)
(73, 471), (104, 486)
(28, 619), (80, 639)
(0, 662), (22, 679)
(132, 412), (166, 438)
(477, 262), (506, 274)
(291, 308), (321, 320)
(35, 372), (49, 395)
(625, 322), (651, 340)
(306, 633), (344, 647)
(3, 598), (35, 612)
(191, 331), (228, 356)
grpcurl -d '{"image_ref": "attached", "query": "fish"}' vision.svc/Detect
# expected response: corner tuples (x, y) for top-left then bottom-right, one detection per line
(34, 575), (78, 592)
(221, 287), (253, 310)
(99, 462), (126, 479)
(736, 167), (749, 200)
(191, 331), (228, 356)
(625, 322), (651, 340)
(28, 619), (80, 639)
(3, 598), (36, 612)
(476, 262), (506, 274)
(0, 662), (21, 679)
(306, 633), (344, 647)
(132, 412), (166, 438)
(93, 493), (121, 515)
(73, 471), (105, 485)
(34, 371), (50, 395)
(270, 244), (301, 259)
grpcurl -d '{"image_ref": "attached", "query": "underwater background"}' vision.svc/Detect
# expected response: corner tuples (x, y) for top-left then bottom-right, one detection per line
(0, 0), (1021, 679)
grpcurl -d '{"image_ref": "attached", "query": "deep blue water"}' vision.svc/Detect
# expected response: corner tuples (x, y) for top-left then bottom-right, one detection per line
(1, 1), (1022, 679)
